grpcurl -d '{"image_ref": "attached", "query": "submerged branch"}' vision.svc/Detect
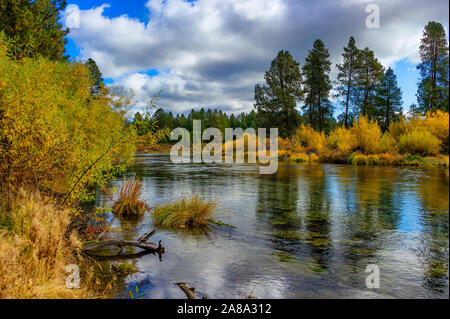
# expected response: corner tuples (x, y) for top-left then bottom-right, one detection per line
(82, 231), (165, 259)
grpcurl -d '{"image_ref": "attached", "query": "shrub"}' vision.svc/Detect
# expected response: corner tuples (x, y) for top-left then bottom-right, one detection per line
(424, 110), (449, 153)
(152, 195), (217, 229)
(398, 130), (441, 156)
(387, 117), (409, 140)
(327, 126), (358, 155)
(111, 178), (148, 218)
(0, 36), (136, 203)
(351, 116), (381, 154)
(291, 124), (326, 153)
(378, 134), (398, 153)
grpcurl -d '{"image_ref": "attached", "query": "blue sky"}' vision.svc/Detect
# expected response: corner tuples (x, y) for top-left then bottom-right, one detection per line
(63, 0), (448, 114)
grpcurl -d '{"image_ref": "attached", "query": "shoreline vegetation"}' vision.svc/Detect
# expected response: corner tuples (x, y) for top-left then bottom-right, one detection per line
(137, 112), (449, 168)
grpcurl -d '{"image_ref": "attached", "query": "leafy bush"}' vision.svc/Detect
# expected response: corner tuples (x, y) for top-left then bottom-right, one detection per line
(0, 36), (136, 202)
(351, 116), (381, 154)
(398, 130), (441, 156)
(423, 110), (449, 153)
(291, 124), (326, 153)
(378, 134), (398, 153)
(152, 195), (217, 229)
(327, 126), (358, 155)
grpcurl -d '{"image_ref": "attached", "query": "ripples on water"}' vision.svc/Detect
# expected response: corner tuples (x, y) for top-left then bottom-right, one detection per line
(91, 154), (449, 299)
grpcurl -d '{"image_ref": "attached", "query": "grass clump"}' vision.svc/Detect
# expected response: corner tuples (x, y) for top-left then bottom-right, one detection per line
(152, 195), (218, 229)
(110, 178), (149, 218)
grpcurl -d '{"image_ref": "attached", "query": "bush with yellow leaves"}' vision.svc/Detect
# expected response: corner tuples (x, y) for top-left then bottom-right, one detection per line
(291, 124), (326, 153)
(351, 116), (382, 154)
(327, 126), (358, 155)
(0, 36), (136, 202)
(398, 130), (441, 156)
(423, 110), (449, 153)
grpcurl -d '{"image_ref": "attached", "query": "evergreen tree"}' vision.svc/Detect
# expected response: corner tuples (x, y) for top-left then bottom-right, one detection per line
(302, 39), (333, 131)
(0, 0), (69, 60)
(254, 50), (303, 137)
(85, 58), (104, 95)
(374, 67), (403, 131)
(336, 36), (361, 127)
(354, 47), (384, 118)
(416, 21), (449, 112)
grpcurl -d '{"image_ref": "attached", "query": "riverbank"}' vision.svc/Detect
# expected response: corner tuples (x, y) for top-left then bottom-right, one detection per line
(136, 143), (449, 168)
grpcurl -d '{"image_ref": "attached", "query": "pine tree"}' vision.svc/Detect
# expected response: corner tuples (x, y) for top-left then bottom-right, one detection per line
(254, 50), (303, 137)
(416, 21), (449, 112)
(374, 67), (403, 131)
(0, 0), (69, 60)
(302, 39), (333, 132)
(85, 58), (104, 95)
(355, 47), (384, 118)
(336, 37), (361, 128)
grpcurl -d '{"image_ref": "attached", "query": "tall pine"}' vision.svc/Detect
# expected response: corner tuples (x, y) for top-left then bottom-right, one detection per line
(355, 47), (384, 118)
(302, 39), (333, 132)
(254, 50), (303, 137)
(374, 67), (403, 131)
(336, 37), (361, 127)
(416, 21), (449, 112)
(0, 0), (69, 60)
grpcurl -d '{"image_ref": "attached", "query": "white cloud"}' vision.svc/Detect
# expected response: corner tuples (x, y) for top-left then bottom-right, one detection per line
(67, 0), (449, 114)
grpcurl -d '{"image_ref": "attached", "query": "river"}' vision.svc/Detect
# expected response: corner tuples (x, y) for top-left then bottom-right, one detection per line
(91, 154), (449, 299)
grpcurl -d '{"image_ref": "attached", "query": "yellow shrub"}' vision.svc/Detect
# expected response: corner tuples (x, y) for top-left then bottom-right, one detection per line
(291, 124), (326, 153)
(398, 130), (441, 156)
(0, 36), (136, 202)
(351, 116), (381, 154)
(424, 110), (449, 153)
(378, 134), (398, 153)
(327, 126), (358, 155)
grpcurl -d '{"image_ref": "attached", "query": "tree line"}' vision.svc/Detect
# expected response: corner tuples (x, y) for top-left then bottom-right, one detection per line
(136, 21), (448, 139)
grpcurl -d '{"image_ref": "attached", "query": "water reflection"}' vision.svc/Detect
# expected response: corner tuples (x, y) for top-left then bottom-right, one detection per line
(92, 155), (448, 299)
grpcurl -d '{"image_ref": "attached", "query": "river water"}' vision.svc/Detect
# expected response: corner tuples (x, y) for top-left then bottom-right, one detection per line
(92, 154), (449, 299)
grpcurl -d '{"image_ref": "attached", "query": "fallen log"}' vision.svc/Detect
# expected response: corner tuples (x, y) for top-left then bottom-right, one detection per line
(176, 283), (207, 299)
(82, 231), (165, 258)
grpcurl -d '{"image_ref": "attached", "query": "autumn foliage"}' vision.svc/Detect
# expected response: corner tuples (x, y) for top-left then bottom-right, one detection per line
(281, 111), (449, 165)
(0, 36), (136, 202)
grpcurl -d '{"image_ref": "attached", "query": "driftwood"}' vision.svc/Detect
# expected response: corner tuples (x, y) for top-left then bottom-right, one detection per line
(82, 230), (165, 259)
(176, 283), (207, 299)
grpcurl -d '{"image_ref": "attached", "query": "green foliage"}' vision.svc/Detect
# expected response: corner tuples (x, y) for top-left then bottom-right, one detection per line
(254, 50), (303, 137)
(152, 195), (217, 229)
(85, 58), (104, 96)
(355, 47), (385, 118)
(416, 21), (449, 112)
(133, 107), (260, 143)
(374, 67), (403, 131)
(302, 39), (333, 132)
(0, 0), (69, 60)
(0, 36), (136, 203)
(336, 36), (362, 128)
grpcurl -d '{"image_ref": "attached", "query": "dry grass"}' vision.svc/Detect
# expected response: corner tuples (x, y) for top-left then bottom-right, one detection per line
(152, 195), (217, 229)
(110, 177), (149, 218)
(0, 190), (93, 299)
